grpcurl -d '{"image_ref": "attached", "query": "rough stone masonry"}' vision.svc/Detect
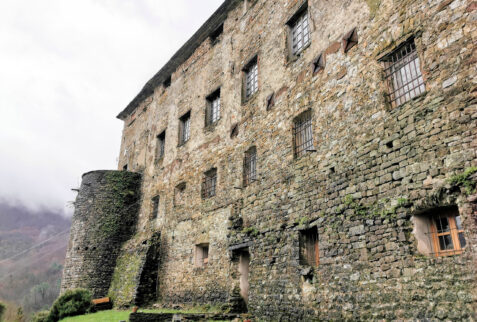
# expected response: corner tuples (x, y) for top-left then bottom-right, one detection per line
(62, 0), (477, 320)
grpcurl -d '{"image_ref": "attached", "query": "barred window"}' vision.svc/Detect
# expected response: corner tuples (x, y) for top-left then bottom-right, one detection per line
(381, 38), (425, 107)
(243, 147), (257, 187)
(206, 89), (221, 126)
(156, 131), (166, 160)
(201, 168), (217, 199)
(195, 244), (209, 267)
(299, 227), (319, 267)
(293, 110), (314, 158)
(244, 57), (258, 98)
(179, 111), (191, 145)
(288, 7), (310, 56)
(151, 195), (159, 219)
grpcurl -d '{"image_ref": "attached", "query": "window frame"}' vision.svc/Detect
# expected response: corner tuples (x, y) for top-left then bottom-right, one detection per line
(201, 168), (217, 199)
(299, 226), (319, 267)
(243, 146), (257, 187)
(380, 37), (426, 108)
(178, 111), (191, 146)
(430, 212), (466, 257)
(293, 109), (314, 158)
(205, 88), (221, 127)
(242, 56), (259, 102)
(195, 243), (209, 267)
(174, 182), (186, 207)
(287, 2), (311, 58)
(156, 130), (166, 161)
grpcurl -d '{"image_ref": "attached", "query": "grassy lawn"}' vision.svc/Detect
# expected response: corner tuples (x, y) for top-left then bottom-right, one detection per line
(60, 310), (130, 322)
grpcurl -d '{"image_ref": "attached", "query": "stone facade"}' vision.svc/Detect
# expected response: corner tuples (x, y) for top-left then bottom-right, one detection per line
(63, 0), (477, 320)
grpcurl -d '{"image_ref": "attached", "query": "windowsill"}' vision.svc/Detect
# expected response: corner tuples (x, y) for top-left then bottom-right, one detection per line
(388, 91), (428, 110)
(204, 120), (220, 132)
(177, 140), (189, 148)
(287, 43), (311, 66)
(242, 90), (259, 106)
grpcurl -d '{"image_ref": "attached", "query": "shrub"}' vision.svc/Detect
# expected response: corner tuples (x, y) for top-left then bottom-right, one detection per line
(48, 289), (92, 321)
(0, 302), (5, 322)
(31, 311), (50, 322)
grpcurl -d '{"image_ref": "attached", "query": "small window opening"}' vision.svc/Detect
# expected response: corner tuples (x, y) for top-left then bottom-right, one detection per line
(386, 141), (393, 149)
(163, 75), (171, 88)
(122, 164), (128, 171)
(202, 168), (217, 199)
(243, 147), (257, 187)
(287, 4), (310, 56)
(299, 226), (319, 267)
(206, 88), (221, 126)
(342, 27), (358, 53)
(293, 110), (314, 158)
(210, 24), (224, 45)
(151, 195), (160, 219)
(243, 57), (258, 99)
(174, 183), (186, 206)
(179, 111), (191, 145)
(413, 206), (466, 257)
(312, 53), (325, 74)
(195, 244), (209, 267)
(380, 37), (425, 107)
(156, 131), (166, 160)
(266, 92), (275, 111)
(230, 124), (239, 138)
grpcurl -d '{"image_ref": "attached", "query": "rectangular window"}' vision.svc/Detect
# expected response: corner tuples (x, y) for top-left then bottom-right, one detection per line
(430, 208), (466, 257)
(244, 57), (258, 99)
(288, 7), (310, 56)
(243, 147), (257, 187)
(381, 38), (425, 107)
(201, 168), (217, 199)
(174, 182), (186, 206)
(151, 195), (159, 219)
(195, 244), (209, 267)
(299, 227), (319, 267)
(206, 89), (221, 126)
(293, 110), (314, 158)
(179, 111), (191, 145)
(156, 131), (166, 160)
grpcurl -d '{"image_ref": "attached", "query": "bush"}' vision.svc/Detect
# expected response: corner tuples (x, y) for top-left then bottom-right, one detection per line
(48, 289), (92, 321)
(0, 302), (5, 322)
(31, 311), (50, 322)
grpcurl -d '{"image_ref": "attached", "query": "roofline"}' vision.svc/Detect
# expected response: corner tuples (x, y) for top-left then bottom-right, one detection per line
(117, 0), (241, 120)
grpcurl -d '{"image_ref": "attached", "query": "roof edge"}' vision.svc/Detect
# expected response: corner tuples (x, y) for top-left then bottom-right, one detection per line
(117, 0), (241, 120)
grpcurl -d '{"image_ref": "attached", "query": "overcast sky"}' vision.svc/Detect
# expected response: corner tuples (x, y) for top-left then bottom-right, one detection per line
(0, 0), (223, 215)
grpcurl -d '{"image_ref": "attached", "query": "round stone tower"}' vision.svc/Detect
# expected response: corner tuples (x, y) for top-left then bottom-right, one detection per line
(61, 170), (142, 298)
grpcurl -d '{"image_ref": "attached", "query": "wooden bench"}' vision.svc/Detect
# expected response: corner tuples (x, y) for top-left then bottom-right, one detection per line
(91, 297), (112, 311)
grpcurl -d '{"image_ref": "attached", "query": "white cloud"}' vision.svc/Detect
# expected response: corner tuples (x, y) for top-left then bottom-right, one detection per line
(0, 0), (223, 215)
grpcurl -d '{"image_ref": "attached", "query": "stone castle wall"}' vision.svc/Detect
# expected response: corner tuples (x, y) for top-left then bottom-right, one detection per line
(101, 0), (475, 319)
(61, 170), (142, 298)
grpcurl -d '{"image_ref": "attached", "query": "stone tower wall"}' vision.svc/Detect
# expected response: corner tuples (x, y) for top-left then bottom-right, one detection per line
(61, 170), (142, 298)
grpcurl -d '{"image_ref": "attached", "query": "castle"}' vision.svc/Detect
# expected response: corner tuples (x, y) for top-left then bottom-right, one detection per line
(61, 0), (477, 320)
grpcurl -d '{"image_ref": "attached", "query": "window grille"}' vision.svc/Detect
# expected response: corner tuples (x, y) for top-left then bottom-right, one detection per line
(151, 195), (159, 219)
(201, 168), (217, 199)
(290, 9), (310, 56)
(195, 244), (209, 267)
(206, 89), (221, 126)
(244, 59), (258, 98)
(179, 112), (191, 145)
(293, 110), (314, 158)
(156, 131), (166, 160)
(381, 38), (425, 107)
(243, 147), (257, 187)
(299, 227), (319, 267)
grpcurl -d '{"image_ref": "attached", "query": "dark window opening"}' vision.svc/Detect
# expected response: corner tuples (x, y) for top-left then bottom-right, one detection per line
(299, 226), (319, 267)
(151, 195), (159, 219)
(288, 4), (310, 56)
(156, 131), (166, 160)
(230, 124), (239, 138)
(163, 75), (171, 88)
(243, 57), (258, 99)
(195, 244), (209, 267)
(386, 141), (393, 149)
(210, 24), (224, 45)
(179, 111), (191, 145)
(206, 88), (221, 126)
(243, 147), (257, 187)
(312, 53), (325, 74)
(293, 110), (314, 158)
(202, 168), (217, 199)
(342, 27), (358, 53)
(266, 92), (275, 111)
(122, 164), (128, 171)
(380, 37), (425, 107)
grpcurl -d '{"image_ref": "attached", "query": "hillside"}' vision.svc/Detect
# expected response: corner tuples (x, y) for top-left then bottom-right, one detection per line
(0, 200), (71, 318)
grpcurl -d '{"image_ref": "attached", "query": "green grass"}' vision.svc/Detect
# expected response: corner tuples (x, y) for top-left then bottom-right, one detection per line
(60, 310), (130, 322)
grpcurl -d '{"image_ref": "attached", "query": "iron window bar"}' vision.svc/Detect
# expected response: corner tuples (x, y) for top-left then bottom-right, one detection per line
(293, 110), (314, 158)
(206, 90), (221, 126)
(179, 112), (191, 145)
(245, 60), (258, 98)
(202, 169), (217, 199)
(290, 9), (310, 56)
(381, 38), (425, 107)
(243, 148), (257, 187)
